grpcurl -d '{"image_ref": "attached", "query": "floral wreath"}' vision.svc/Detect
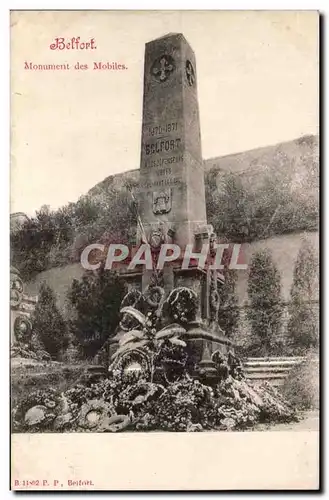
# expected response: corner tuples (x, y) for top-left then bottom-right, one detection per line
(143, 285), (165, 309)
(118, 382), (166, 411)
(100, 414), (131, 432)
(11, 277), (24, 293)
(12, 389), (62, 432)
(10, 289), (22, 309)
(78, 399), (115, 430)
(110, 348), (152, 380)
(121, 289), (143, 309)
(14, 316), (33, 343)
(166, 287), (198, 323)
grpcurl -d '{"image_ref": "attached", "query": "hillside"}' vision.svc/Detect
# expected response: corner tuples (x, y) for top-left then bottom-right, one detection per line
(88, 134), (319, 203)
(11, 134), (319, 281)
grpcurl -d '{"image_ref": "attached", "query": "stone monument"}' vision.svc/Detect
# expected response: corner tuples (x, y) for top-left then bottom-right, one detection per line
(111, 34), (233, 371)
(138, 33), (207, 250)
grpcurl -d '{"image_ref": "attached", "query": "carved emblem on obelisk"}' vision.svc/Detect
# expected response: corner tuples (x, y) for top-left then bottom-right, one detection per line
(186, 60), (195, 86)
(151, 55), (175, 82)
(153, 189), (172, 215)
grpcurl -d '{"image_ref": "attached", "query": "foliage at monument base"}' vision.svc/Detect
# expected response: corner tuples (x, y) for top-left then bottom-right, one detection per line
(11, 341), (51, 362)
(11, 368), (298, 433)
(11, 283), (298, 433)
(281, 350), (319, 410)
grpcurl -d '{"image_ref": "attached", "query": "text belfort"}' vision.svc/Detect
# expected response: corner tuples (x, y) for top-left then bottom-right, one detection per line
(50, 37), (97, 50)
(46, 38), (128, 70)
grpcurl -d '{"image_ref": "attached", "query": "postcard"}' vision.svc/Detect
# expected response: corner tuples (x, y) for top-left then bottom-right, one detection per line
(10, 10), (319, 491)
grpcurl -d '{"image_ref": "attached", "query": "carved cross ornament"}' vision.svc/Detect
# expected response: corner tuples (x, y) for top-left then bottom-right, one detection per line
(151, 55), (175, 82)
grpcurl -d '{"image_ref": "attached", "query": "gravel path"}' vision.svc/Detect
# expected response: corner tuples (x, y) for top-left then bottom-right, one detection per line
(254, 410), (319, 432)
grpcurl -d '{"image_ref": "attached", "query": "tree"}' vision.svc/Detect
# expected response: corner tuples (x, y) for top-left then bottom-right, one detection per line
(67, 266), (126, 359)
(287, 240), (318, 352)
(205, 171), (251, 242)
(247, 250), (283, 356)
(217, 267), (240, 339)
(32, 283), (69, 360)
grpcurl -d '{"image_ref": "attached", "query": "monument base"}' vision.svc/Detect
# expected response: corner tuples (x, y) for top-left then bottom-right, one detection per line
(106, 264), (234, 385)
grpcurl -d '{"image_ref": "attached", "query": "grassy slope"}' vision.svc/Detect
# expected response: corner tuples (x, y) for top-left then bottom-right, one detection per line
(11, 358), (86, 408)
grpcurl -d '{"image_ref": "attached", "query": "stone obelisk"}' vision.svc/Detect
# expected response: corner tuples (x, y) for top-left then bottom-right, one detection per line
(111, 34), (230, 366)
(137, 33), (207, 250)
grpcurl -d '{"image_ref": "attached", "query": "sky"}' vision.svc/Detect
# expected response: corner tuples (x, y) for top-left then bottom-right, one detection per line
(10, 10), (319, 216)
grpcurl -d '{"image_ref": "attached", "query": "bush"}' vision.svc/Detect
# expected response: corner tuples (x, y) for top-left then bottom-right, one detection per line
(287, 240), (318, 352)
(32, 283), (69, 360)
(280, 351), (319, 410)
(217, 265), (239, 338)
(11, 183), (137, 280)
(67, 266), (125, 359)
(246, 250), (283, 356)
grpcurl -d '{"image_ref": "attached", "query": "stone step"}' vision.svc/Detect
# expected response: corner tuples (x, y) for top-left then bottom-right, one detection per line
(244, 361), (301, 370)
(246, 371), (287, 380)
(245, 358), (305, 364)
(246, 356), (305, 361)
(244, 366), (293, 374)
(243, 356), (307, 387)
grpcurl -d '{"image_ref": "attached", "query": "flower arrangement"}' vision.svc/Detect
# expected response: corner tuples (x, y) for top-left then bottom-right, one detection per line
(12, 388), (64, 432)
(12, 364), (297, 433)
(166, 287), (198, 323)
(77, 399), (115, 431)
(11, 284), (299, 433)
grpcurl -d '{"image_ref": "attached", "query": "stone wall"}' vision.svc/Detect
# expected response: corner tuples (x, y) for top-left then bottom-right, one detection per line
(25, 230), (319, 318)
(25, 262), (84, 316)
(234, 231), (319, 306)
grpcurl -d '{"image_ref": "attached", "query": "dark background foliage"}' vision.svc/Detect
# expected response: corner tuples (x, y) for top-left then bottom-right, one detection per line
(246, 250), (284, 356)
(32, 283), (69, 360)
(287, 240), (319, 353)
(66, 266), (126, 359)
(11, 180), (137, 281)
